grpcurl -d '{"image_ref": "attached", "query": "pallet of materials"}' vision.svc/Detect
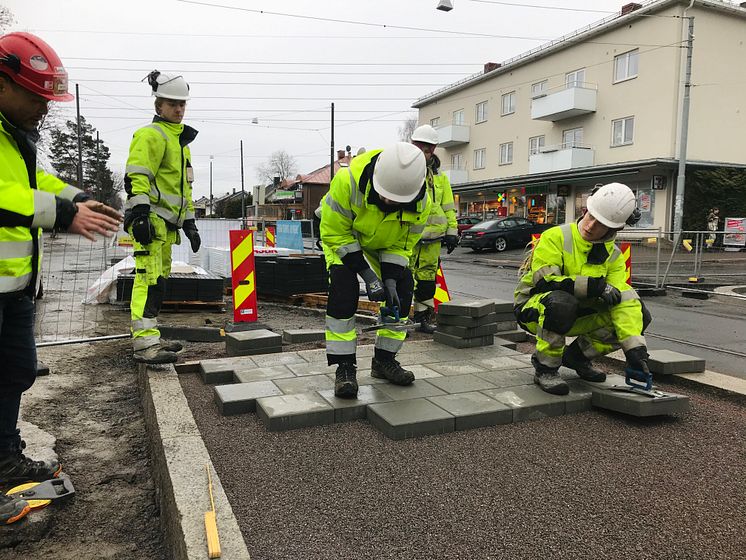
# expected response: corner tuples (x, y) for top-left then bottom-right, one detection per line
(116, 272), (225, 302)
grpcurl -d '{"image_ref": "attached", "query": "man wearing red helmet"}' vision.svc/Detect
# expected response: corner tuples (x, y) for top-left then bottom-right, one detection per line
(0, 32), (121, 524)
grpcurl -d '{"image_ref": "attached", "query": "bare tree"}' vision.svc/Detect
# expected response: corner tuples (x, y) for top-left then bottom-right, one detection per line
(0, 6), (15, 32)
(398, 116), (419, 142)
(255, 150), (298, 185)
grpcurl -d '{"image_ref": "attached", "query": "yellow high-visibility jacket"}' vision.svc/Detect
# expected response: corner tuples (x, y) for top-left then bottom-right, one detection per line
(124, 117), (197, 228)
(420, 161), (457, 241)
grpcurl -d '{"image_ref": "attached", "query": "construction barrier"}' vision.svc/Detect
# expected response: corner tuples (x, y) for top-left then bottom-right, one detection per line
(265, 225), (276, 247)
(229, 230), (258, 323)
(433, 262), (451, 311)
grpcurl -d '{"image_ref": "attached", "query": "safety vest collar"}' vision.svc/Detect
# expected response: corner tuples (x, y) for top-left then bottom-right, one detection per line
(151, 116), (199, 146)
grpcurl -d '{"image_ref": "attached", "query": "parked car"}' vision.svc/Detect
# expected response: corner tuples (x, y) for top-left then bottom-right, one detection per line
(459, 217), (553, 252)
(456, 216), (482, 236)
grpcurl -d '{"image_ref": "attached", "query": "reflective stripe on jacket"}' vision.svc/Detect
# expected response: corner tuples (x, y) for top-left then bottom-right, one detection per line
(0, 115), (83, 294)
(124, 117), (197, 227)
(420, 168), (457, 241)
(514, 222), (644, 348)
(320, 149), (431, 269)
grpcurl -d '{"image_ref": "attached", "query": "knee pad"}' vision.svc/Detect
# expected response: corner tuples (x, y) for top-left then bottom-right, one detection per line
(542, 291), (579, 334)
(640, 300), (652, 333)
(414, 279), (436, 302)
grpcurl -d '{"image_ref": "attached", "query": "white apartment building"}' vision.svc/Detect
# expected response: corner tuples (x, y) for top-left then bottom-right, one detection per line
(413, 0), (746, 230)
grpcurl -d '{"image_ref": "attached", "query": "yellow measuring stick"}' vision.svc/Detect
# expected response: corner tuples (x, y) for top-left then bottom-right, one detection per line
(205, 464), (221, 558)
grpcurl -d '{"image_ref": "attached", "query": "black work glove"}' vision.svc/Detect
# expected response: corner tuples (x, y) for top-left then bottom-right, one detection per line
(625, 346), (650, 375)
(182, 219), (201, 253)
(130, 205), (154, 245)
(444, 235), (459, 255)
(383, 278), (400, 311)
(359, 268), (385, 302)
(599, 283), (622, 307)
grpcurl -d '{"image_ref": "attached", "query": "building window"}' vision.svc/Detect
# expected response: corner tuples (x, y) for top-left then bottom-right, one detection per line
(528, 135), (545, 156)
(501, 92), (516, 116)
(531, 80), (548, 98)
(611, 116), (634, 146)
(614, 49), (639, 83)
(565, 68), (586, 88)
(475, 101), (488, 123)
(430, 117), (440, 127)
(453, 109), (465, 125)
(451, 153), (464, 170)
(474, 148), (486, 169)
(562, 127), (584, 148)
(499, 142), (513, 165)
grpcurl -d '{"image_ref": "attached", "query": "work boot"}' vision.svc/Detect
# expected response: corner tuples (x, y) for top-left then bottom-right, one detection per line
(562, 341), (606, 382)
(334, 363), (358, 399)
(133, 345), (178, 364)
(160, 339), (184, 352)
(0, 493), (30, 525)
(371, 357), (415, 386)
(532, 355), (569, 396)
(413, 310), (436, 335)
(0, 441), (62, 485)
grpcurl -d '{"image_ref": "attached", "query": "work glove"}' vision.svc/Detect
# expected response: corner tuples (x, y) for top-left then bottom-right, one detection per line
(383, 278), (401, 312)
(444, 235), (459, 255)
(359, 268), (385, 302)
(130, 205), (154, 246)
(587, 277), (621, 306)
(624, 346), (650, 375)
(182, 219), (201, 253)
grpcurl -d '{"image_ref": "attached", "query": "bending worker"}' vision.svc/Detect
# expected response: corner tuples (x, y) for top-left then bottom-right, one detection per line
(0, 32), (121, 524)
(514, 182), (651, 395)
(123, 70), (201, 364)
(321, 142), (431, 399)
(409, 125), (458, 333)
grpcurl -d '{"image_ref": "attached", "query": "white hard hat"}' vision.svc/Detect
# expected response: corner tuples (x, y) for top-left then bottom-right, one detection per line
(146, 70), (190, 101)
(372, 143), (426, 203)
(411, 124), (439, 145)
(586, 182), (637, 229)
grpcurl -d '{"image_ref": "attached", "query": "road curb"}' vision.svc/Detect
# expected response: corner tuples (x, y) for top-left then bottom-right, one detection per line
(138, 364), (251, 560)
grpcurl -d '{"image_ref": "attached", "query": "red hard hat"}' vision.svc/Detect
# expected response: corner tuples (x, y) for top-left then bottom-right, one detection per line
(0, 32), (73, 102)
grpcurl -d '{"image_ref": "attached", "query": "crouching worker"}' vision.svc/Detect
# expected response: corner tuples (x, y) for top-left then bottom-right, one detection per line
(321, 142), (431, 399)
(513, 183), (652, 395)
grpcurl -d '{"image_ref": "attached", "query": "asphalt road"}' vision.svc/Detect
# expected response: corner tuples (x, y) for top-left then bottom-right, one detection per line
(442, 246), (746, 380)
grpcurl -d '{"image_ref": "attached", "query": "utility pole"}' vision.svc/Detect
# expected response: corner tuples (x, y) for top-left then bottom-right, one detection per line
(95, 131), (100, 200)
(330, 102), (335, 182)
(673, 15), (694, 234)
(240, 140), (246, 229)
(209, 155), (214, 217)
(75, 83), (83, 190)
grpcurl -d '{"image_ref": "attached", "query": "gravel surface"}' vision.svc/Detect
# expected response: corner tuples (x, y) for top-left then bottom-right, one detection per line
(180, 360), (746, 560)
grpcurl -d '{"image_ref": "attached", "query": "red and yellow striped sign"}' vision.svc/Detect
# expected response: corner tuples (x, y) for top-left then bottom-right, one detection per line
(229, 230), (258, 323)
(620, 242), (632, 286)
(265, 225), (276, 247)
(433, 263), (451, 310)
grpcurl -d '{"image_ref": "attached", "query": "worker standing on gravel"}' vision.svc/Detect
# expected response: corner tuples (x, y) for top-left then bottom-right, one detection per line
(321, 142), (431, 399)
(0, 32), (122, 524)
(409, 125), (458, 334)
(123, 70), (200, 365)
(514, 183), (652, 395)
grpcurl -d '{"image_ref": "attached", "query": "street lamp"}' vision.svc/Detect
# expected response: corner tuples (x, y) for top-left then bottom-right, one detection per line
(437, 0), (453, 11)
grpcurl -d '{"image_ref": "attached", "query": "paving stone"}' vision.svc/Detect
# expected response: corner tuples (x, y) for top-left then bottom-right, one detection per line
(296, 348), (328, 362)
(493, 337), (518, 350)
(367, 398), (455, 440)
(397, 352), (441, 366)
(256, 392), (334, 431)
(495, 320), (518, 332)
(492, 313), (517, 323)
(427, 374), (497, 394)
(433, 331), (494, 348)
(159, 325), (224, 342)
(317, 385), (392, 422)
(510, 353), (534, 365)
(436, 312), (498, 328)
(590, 387), (690, 417)
(420, 361), (484, 377)
(233, 365), (295, 383)
(496, 329), (528, 343)
(274, 374), (334, 395)
(427, 391), (512, 430)
(325, 369), (388, 387)
(491, 299), (514, 313)
(482, 385), (569, 422)
(374, 379), (447, 401)
(471, 356), (528, 371)
(406, 364), (442, 379)
(252, 352), (309, 367)
(214, 381), (283, 415)
(647, 349), (706, 375)
(225, 329), (282, 356)
(200, 361), (240, 385)
(436, 322), (498, 338)
(563, 381), (595, 413)
(459, 345), (521, 359)
(474, 368), (535, 388)
(288, 362), (335, 377)
(437, 299), (495, 317)
(398, 340), (445, 353)
(36, 361), (50, 377)
(282, 329), (326, 344)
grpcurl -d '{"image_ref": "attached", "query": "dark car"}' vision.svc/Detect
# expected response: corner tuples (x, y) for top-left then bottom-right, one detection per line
(459, 217), (552, 252)
(457, 216), (482, 236)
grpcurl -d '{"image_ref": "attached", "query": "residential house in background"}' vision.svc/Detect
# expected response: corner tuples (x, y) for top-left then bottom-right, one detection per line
(413, 0), (746, 230)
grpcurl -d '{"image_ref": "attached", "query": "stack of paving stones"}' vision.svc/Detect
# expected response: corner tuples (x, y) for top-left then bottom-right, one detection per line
(490, 298), (529, 343)
(116, 271), (224, 302)
(255, 255), (328, 297)
(282, 329), (326, 344)
(225, 328), (282, 357)
(433, 299), (499, 349)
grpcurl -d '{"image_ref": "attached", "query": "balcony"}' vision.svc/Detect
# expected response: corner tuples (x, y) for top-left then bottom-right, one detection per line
(529, 144), (594, 174)
(531, 83), (597, 122)
(442, 167), (468, 185)
(436, 124), (470, 147)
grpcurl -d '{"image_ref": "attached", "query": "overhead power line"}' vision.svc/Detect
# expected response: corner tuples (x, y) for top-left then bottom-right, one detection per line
(73, 78), (448, 87)
(64, 57), (479, 66)
(466, 0), (615, 13)
(67, 66), (473, 76)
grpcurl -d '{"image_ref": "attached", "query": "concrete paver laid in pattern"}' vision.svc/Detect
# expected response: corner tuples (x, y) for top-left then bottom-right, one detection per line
(203, 339), (694, 440)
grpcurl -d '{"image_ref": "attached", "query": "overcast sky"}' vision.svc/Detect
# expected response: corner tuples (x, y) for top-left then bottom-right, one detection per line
(8, 0), (634, 199)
